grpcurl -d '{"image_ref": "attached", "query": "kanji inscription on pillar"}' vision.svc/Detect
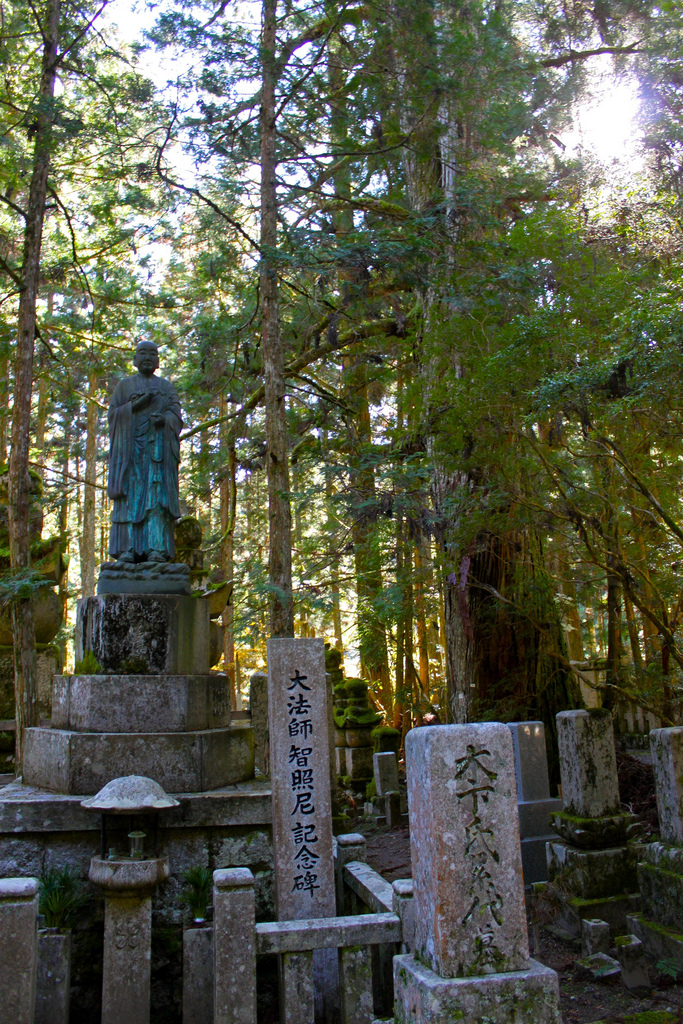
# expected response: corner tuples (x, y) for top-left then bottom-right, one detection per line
(267, 638), (335, 920)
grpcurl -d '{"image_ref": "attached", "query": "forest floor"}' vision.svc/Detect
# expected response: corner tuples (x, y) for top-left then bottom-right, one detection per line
(359, 819), (683, 1024)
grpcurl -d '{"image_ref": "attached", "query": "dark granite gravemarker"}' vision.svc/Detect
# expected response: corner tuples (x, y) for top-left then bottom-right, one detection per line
(98, 340), (190, 595)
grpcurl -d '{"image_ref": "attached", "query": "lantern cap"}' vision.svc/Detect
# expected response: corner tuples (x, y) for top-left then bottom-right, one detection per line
(81, 775), (179, 813)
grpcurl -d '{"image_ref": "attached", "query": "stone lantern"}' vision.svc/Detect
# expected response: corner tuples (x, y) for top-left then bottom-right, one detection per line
(82, 776), (179, 1024)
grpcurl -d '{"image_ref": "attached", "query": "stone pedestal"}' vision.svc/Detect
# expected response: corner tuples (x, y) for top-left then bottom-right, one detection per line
(90, 855), (170, 1024)
(394, 724), (561, 1024)
(76, 594), (210, 675)
(508, 722), (562, 885)
(0, 877), (39, 1023)
(23, 592), (254, 795)
(547, 710), (638, 935)
(627, 727), (683, 969)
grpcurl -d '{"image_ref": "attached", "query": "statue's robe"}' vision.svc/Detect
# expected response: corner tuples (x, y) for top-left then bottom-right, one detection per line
(107, 372), (182, 561)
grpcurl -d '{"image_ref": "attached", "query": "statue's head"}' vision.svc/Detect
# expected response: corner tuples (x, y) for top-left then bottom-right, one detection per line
(134, 341), (159, 377)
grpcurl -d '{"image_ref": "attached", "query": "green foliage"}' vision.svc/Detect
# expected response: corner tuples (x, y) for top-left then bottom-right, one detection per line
(180, 866), (212, 921)
(656, 957), (681, 981)
(0, 570), (50, 609)
(74, 651), (102, 676)
(39, 866), (89, 929)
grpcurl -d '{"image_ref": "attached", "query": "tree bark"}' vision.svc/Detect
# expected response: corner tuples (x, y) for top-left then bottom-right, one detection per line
(80, 368), (98, 598)
(9, 0), (59, 772)
(220, 396), (237, 708)
(261, 0), (293, 637)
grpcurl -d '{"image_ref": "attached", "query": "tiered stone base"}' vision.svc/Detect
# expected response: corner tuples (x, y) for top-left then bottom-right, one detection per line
(626, 841), (683, 970)
(393, 954), (561, 1024)
(23, 722), (253, 794)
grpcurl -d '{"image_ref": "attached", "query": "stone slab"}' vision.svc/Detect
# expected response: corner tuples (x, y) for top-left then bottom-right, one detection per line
(373, 752), (399, 798)
(75, 593), (210, 675)
(214, 868), (256, 1024)
(508, 721), (552, 802)
(0, 777), (272, 832)
(405, 723), (529, 978)
(36, 929), (71, 1024)
(249, 671), (269, 778)
(52, 673), (230, 733)
(547, 840), (636, 899)
(101, 892), (152, 1024)
(345, 745), (373, 783)
(518, 799), (562, 839)
(650, 727), (683, 846)
(555, 893), (641, 939)
(638, 859), (683, 930)
(183, 926), (213, 1024)
(556, 709), (621, 819)
(267, 638), (335, 922)
(97, 560), (191, 595)
(255, 912), (402, 953)
(521, 836), (555, 885)
(22, 722), (254, 794)
(627, 912), (683, 972)
(393, 954), (561, 1024)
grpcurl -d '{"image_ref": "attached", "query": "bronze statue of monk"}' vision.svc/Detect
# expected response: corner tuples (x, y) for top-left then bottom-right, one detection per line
(107, 341), (182, 563)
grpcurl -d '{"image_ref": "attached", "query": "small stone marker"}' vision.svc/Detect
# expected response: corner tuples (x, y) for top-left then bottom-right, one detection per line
(267, 638), (335, 921)
(616, 934), (650, 994)
(373, 751), (399, 797)
(650, 726), (683, 845)
(250, 670), (270, 778)
(556, 709), (621, 818)
(36, 928), (71, 1024)
(581, 918), (610, 957)
(406, 723), (529, 977)
(183, 926), (213, 1024)
(0, 877), (39, 1024)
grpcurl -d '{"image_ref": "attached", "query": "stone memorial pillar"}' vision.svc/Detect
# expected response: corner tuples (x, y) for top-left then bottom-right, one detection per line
(0, 877), (39, 1023)
(547, 709), (638, 935)
(183, 925), (213, 1024)
(36, 928), (71, 1024)
(267, 637), (338, 1022)
(627, 727), (683, 968)
(507, 722), (562, 884)
(393, 724), (560, 1024)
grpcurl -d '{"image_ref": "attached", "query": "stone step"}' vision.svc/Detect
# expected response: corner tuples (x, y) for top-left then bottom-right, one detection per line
(52, 674), (230, 733)
(22, 722), (254, 795)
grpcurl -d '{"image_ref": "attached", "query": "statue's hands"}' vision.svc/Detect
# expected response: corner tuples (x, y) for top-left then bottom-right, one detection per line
(153, 413), (166, 427)
(131, 392), (152, 413)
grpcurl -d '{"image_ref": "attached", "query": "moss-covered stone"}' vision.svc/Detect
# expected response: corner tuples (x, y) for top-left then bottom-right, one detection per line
(638, 861), (683, 931)
(551, 809), (636, 849)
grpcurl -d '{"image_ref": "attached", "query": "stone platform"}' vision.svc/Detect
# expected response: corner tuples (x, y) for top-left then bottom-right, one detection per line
(23, 720), (253, 794)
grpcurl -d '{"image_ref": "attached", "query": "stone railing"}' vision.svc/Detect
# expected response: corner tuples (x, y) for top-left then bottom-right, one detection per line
(213, 835), (410, 1024)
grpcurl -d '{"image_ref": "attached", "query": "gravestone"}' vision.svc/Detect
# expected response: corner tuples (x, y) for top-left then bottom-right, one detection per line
(267, 637), (338, 1021)
(627, 727), (683, 969)
(507, 722), (562, 884)
(393, 724), (561, 1023)
(373, 751), (399, 797)
(547, 710), (638, 936)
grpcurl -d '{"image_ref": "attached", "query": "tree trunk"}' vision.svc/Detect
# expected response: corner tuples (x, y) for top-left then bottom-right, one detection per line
(220, 396), (237, 708)
(9, 0), (59, 772)
(261, 0), (293, 637)
(80, 369), (98, 598)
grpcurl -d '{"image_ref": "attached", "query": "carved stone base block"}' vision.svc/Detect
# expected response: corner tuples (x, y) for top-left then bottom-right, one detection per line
(75, 594), (209, 675)
(393, 954), (562, 1024)
(97, 560), (191, 596)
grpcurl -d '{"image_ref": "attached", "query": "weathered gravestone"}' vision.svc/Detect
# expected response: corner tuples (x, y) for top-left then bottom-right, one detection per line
(507, 721), (562, 884)
(250, 670), (270, 778)
(547, 709), (638, 935)
(627, 726), (683, 969)
(267, 637), (338, 1022)
(394, 723), (561, 1024)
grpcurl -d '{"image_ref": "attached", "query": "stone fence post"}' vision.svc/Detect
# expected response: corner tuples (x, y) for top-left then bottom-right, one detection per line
(0, 877), (39, 1024)
(214, 868), (256, 1024)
